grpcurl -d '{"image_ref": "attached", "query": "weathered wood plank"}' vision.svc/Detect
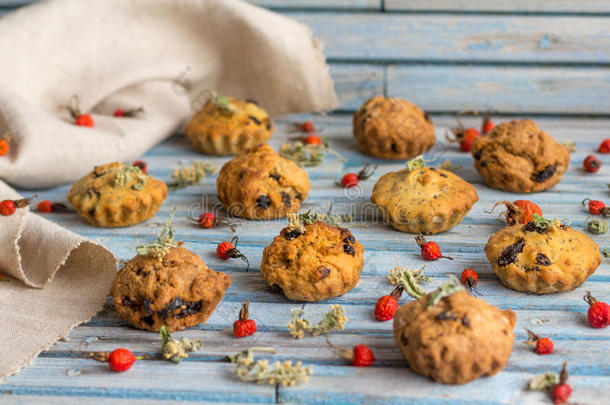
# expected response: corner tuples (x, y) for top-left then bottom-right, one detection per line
(287, 12), (610, 63)
(387, 65), (610, 114)
(248, 0), (381, 10)
(385, 0), (610, 13)
(329, 64), (384, 111)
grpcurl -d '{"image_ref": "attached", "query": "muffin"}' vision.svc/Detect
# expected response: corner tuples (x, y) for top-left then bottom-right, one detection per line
(371, 163), (479, 234)
(260, 216), (364, 301)
(217, 144), (310, 220)
(485, 216), (601, 294)
(353, 96), (435, 159)
(112, 246), (231, 332)
(393, 280), (516, 385)
(471, 119), (570, 193)
(184, 95), (273, 155)
(68, 162), (167, 227)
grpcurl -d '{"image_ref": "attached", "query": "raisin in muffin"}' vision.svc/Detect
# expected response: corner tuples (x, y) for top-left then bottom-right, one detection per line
(353, 96), (435, 160)
(471, 119), (570, 193)
(112, 247), (231, 332)
(485, 217), (601, 294)
(394, 284), (516, 385)
(184, 95), (273, 155)
(216, 144), (310, 220)
(260, 218), (364, 301)
(68, 162), (167, 227)
(371, 165), (478, 234)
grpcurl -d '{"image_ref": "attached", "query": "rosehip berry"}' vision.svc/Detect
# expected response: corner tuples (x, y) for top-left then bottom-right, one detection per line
(582, 198), (608, 216)
(114, 109), (125, 117)
(526, 329), (554, 355)
(374, 286), (402, 321)
(584, 291), (609, 328)
(216, 237), (249, 271)
(0, 139), (9, 156)
(352, 344), (376, 367)
(551, 363), (571, 405)
(415, 234), (453, 261)
(108, 348), (138, 372)
(0, 195), (36, 216)
(460, 128), (480, 152)
(233, 300), (257, 338)
(198, 212), (215, 229)
(598, 138), (610, 154)
(115, 107), (143, 118)
(490, 200), (542, 225)
(300, 121), (316, 133)
(460, 268), (479, 293)
(37, 200), (53, 213)
(76, 114), (94, 128)
(132, 160), (148, 174)
(304, 134), (322, 146)
(583, 155), (601, 173)
(482, 114), (495, 133)
(341, 173), (359, 188)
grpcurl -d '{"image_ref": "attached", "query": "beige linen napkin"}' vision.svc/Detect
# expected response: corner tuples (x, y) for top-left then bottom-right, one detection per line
(0, 0), (336, 381)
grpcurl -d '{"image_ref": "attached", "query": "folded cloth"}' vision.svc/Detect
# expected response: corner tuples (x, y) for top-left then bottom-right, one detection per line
(0, 0), (337, 189)
(0, 182), (116, 382)
(0, 0), (336, 381)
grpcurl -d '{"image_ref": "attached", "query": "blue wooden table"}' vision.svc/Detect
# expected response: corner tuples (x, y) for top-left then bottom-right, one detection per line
(1, 1), (609, 403)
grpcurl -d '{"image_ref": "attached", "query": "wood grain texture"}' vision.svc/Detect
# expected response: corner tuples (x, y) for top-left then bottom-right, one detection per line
(247, 0), (381, 9)
(2, 116), (609, 403)
(385, 0), (610, 13)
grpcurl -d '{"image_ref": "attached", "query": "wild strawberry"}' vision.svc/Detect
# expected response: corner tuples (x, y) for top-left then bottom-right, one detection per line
(132, 160), (148, 174)
(598, 139), (610, 154)
(304, 134), (322, 146)
(551, 363), (572, 405)
(460, 268), (480, 294)
(115, 107), (144, 118)
(107, 348), (138, 372)
(374, 286), (402, 321)
(481, 113), (495, 133)
(300, 121), (316, 133)
(583, 155), (601, 173)
(37, 200), (53, 213)
(327, 339), (375, 367)
(526, 329), (554, 355)
(415, 234), (453, 261)
(75, 114), (94, 127)
(582, 198), (608, 216)
(233, 299), (257, 338)
(489, 200), (542, 226)
(583, 291), (609, 328)
(0, 195), (36, 216)
(216, 237), (249, 271)
(0, 139), (9, 156)
(340, 164), (378, 188)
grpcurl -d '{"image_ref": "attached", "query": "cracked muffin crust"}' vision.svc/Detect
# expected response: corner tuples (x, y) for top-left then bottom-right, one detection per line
(471, 119), (570, 193)
(485, 219), (601, 294)
(185, 96), (273, 155)
(371, 166), (478, 234)
(260, 221), (364, 302)
(111, 247), (231, 332)
(353, 96), (435, 160)
(216, 144), (310, 220)
(67, 162), (168, 227)
(393, 290), (516, 385)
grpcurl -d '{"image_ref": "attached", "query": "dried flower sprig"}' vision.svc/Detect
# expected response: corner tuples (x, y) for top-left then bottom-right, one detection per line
(561, 140), (576, 152)
(211, 93), (240, 116)
(585, 217), (608, 235)
(114, 165), (148, 190)
(286, 210), (352, 236)
(405, 155), (425, 172)
(136, 207), (179, 259)
(438, 159), (461, 172)
(288, 305), (347, 339)
(387, 255), (431, 299)
(160, 325), (202, 364)
(427, 275), (465, 307)
(528, 372), (557, 391)
(167, 162), (216, 192)
(529, 213), (561, 233)
(279, 140), (345, 167)
(226, 347), (313, 387)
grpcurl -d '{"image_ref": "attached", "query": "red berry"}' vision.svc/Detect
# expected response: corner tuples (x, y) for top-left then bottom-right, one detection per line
(598, 139), (610, 154)
(0, 200), (16, 216)
(37, 200), (53, 213)
(352, 345), (375, 367)
(491, 200), (542, 226)
(301, 121), (316, 133)
(114, 109), (125, 117)
(216, 237), (249, 271)
(132, 160), (148, 174)
(76, 114), (94, 127)
(107, 348), (137, 372)
(415, 235), (452, 261)
(584, 291), (609, 328)
(341, 173), (359, 188)
(552, 384), (572, 405)
(582, 198), (607, 216)
(374, 287), (402, 321)
(233, 300), (257, 338)
(459, 128), (480, 152)
(460, 268), (479, 292)
(583, 155), (601, 172)
(482, 115), (495, 133)
(197, 212), (215, 229)
(304, 134), (322, 146)
(536, 337), (554, 355)
(0, 139), (9, 156)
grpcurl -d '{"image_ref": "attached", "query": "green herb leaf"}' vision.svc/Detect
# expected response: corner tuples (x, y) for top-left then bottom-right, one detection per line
(528, 372), (557, 391)
(406, 155), (425, 172)
(136, 207), (179, 258)
(427, 275), (465, 307)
